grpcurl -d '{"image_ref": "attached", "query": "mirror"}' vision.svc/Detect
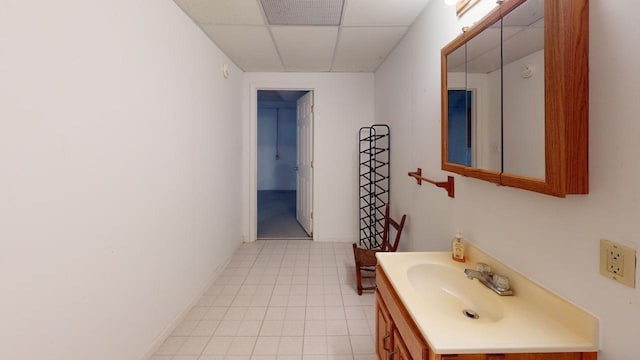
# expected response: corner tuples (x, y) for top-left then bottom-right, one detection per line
(441, 0), (589, 197)
(446, 45), (470, 166)
(462, 19), (502, 173)
(442, 11), (503, 184)
(502, 0), (545, 178)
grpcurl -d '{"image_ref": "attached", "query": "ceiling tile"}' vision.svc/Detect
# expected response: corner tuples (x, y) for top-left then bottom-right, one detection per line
(202, 25), (284, 71)
(332, 27), (407, 71)
(342, 0), (429, 26)
(271, 26), (338, 71)
(175, 0), (265, 25)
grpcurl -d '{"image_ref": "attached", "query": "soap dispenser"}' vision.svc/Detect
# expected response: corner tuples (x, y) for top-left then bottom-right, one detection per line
(452, 230), (466, 262)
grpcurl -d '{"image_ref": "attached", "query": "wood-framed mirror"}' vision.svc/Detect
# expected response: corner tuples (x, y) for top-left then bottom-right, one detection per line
(441, 0), (589, 197)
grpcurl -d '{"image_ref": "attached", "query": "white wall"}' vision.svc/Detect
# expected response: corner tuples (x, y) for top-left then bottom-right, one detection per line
(375, 0), (639, 359)
(242, 73), (375, 242)
(257, 101), (298, 190)
(0, 1), (243, 359)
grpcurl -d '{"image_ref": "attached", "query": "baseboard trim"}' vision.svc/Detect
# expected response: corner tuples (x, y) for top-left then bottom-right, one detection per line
(257, 237), (312, 240)
(138, 252), (235, 360)
(314, 237), (356, 243)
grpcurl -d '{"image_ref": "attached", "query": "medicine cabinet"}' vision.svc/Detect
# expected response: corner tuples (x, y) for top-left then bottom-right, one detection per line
(441, 0), (589, 197)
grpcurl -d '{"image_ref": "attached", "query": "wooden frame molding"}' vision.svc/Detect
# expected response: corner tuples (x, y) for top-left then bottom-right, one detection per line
(456, 0), (482, 17)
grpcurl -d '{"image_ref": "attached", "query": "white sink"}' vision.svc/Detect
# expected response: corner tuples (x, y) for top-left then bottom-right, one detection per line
(377, 252), (598, 354)
(406, 263), (504, 323)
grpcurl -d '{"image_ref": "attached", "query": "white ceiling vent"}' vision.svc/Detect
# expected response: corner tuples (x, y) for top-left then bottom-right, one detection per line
(260, 0), (344, 26)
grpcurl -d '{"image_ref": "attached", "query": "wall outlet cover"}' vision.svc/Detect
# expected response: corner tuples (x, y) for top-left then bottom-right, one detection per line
(600, 239), (636, 288)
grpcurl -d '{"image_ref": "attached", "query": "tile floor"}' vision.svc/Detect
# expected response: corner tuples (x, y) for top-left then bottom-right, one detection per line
(150, 240), (377, 360)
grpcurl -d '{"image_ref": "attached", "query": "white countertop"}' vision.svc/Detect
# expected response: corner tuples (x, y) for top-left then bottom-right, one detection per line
(376, 251), (599, 354)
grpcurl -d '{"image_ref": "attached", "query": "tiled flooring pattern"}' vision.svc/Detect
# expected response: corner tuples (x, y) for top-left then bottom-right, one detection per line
(150, 240), (377, 360)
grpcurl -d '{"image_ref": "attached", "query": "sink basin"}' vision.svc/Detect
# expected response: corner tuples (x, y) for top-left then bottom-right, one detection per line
(376, 252), (598, 354)
(406, 263), (504, 322)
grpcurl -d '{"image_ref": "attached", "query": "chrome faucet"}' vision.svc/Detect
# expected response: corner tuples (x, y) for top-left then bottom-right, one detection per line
(464, 263), (513, 296)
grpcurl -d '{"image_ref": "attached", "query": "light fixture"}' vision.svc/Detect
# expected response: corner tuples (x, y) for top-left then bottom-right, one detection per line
(444, 0), (458, 6)
(260, 0), (344, 26)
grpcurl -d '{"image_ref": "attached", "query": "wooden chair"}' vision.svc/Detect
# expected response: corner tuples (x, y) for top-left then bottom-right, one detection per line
(352, 204), (406, 295)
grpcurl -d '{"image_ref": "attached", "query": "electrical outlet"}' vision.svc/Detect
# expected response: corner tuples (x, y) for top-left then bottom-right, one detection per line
(606, 247), (624, 275)
(600, 239), (636, 288)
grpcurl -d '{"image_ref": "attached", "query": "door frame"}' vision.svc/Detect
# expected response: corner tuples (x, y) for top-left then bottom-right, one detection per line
(249, 86), (315, 242)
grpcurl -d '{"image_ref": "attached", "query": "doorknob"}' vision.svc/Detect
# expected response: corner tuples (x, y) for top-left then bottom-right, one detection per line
(294, 166), (299, 171)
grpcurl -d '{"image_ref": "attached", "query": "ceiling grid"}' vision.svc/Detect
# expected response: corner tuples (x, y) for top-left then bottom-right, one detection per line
(174, 0), (430, 72)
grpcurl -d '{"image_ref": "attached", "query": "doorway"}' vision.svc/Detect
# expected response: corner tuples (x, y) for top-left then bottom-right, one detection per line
(257, 90), (313, 239)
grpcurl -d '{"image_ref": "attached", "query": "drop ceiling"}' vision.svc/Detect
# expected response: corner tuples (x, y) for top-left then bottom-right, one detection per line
(173, 0), (431, 72)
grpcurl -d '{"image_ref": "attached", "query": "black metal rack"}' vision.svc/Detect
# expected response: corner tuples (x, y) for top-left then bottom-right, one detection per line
(358, 124), (390, 250)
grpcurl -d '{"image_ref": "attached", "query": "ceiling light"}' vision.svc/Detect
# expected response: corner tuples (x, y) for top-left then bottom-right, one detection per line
(444, 0), (458, 6)
(260, 0), (344, 26)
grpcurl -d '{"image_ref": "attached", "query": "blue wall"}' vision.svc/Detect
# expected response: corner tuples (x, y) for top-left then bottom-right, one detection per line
(257, 100), (298, 190)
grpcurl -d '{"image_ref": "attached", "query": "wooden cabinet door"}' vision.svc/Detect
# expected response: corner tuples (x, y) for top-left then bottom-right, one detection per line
(391, 328), (412, 360)
(376, 292), (394, 360)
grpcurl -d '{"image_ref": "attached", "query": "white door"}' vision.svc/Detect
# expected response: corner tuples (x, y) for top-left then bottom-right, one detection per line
(296, 92), (313, 236)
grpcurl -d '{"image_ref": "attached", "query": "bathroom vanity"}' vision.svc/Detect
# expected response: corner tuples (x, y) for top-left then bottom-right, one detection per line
(375, 251), (598, 360)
